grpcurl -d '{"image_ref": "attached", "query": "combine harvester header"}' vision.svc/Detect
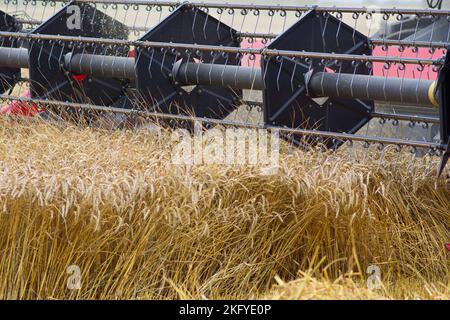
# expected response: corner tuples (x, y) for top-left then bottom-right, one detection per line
(0, 0), (450, 176)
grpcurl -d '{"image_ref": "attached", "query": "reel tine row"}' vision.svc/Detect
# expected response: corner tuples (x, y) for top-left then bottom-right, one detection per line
(0, 1), (449, 176)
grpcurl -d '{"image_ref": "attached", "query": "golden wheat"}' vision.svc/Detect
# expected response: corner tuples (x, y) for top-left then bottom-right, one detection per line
(0, 117), (448, 299)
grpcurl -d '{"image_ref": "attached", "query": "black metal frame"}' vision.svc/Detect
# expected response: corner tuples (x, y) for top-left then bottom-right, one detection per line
(262, 9), (373, 149)
(135, 4), (241, 124)
(28, 1), (129, 117)
(0, 11), (21, 94)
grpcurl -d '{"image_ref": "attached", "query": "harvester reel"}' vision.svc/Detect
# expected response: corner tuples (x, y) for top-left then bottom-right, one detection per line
(0, 1), (449, 176)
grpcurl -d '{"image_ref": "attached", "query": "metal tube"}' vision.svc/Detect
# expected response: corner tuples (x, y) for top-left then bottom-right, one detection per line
(308, 72), (438, 108)
(172, 60), (263, 90)
(173, 61), (439, 108)
(64, 53), (136, 80)
(0, 46), (440, 108)
(0, 47), (28, 69)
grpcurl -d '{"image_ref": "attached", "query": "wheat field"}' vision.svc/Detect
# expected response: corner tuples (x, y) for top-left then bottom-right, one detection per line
(0, 116), (449, 299)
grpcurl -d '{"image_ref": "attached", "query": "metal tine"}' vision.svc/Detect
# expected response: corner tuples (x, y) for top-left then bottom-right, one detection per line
(318, 59), (326, 95)
(30, 0), (38, 23)
(246, 52), (258, 124)
(408, 144), (419, 176)
(382, 52), (390, 103)
(376, 117), (387, 167)
(100, 42), (108, 79)
(36, 38), (44, 71)
(143, 4), (152, 31)
(321, 12), (329, 52)
(396, 12), (405, 44)
(362, 120), (372, 163)
(398, 54), (406, 105)
(349, 60), (358, 103)
(157, 4), (164, 26)
(228, 7), (235, 41)
(131, 3), (140, 37)
(220, 50), (229, 88)
(252, 9), (261, 44)
(216, 7), (223, 41)
(195, 49), (201, 87)
(392, 119), (403, 173)
(335, 11), (343, 50)
(377, 141), (386, 167)
(280, 9), (287, 33)
(290, 58), (297, 92)
(111, 43), (119, 80)
(351, 11), (358, 47)
(446, 14), (450, 43)
(109, 3), (119, 31)
(1, 17), (7, 46)
(191, 6), (198, 42)
(208, 50), (216, 87)
(365, 10), (372, 38)
(267, 8), (274, 35)
(90, 3), (98, 33)
(381, 11), (390, 48)
(160, 47), (167, 80)
(4, 0), (10, 22)
(48, 38), (56, 70)
(40, 0), (50, 23)
(365, 58), (372, 100)
(238, 8), (247, 39)
(429, 13), (437, 47)
(13, 0), (20, 21)
(203, 7), (210, 41)
(232, 51), (240, 86)
(335, 61), (343, 98)
(184, 49), (191, 85)
(276, 55), (283, 92)
(411, 13), (420, 46)
(415, 49), (424, 106)
(144, 49), (154, 109)
(88, 41), (97, 78)
(22, 0), (30, 28)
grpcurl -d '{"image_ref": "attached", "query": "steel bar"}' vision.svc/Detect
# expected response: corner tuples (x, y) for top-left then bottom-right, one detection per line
(369, 39), (449, 49)
(8, 18), (448, 49)
(59, 1), (450, 16)
(242, 100), (440, 123)
(0, 32), (442, 66)
(0, 93), (442, 151)
(371, 111), (440, 123)
(13, 16), (450, 49)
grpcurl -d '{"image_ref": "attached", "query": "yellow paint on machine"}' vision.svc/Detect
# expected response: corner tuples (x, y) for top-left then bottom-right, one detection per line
(428, 81), (439, 108)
